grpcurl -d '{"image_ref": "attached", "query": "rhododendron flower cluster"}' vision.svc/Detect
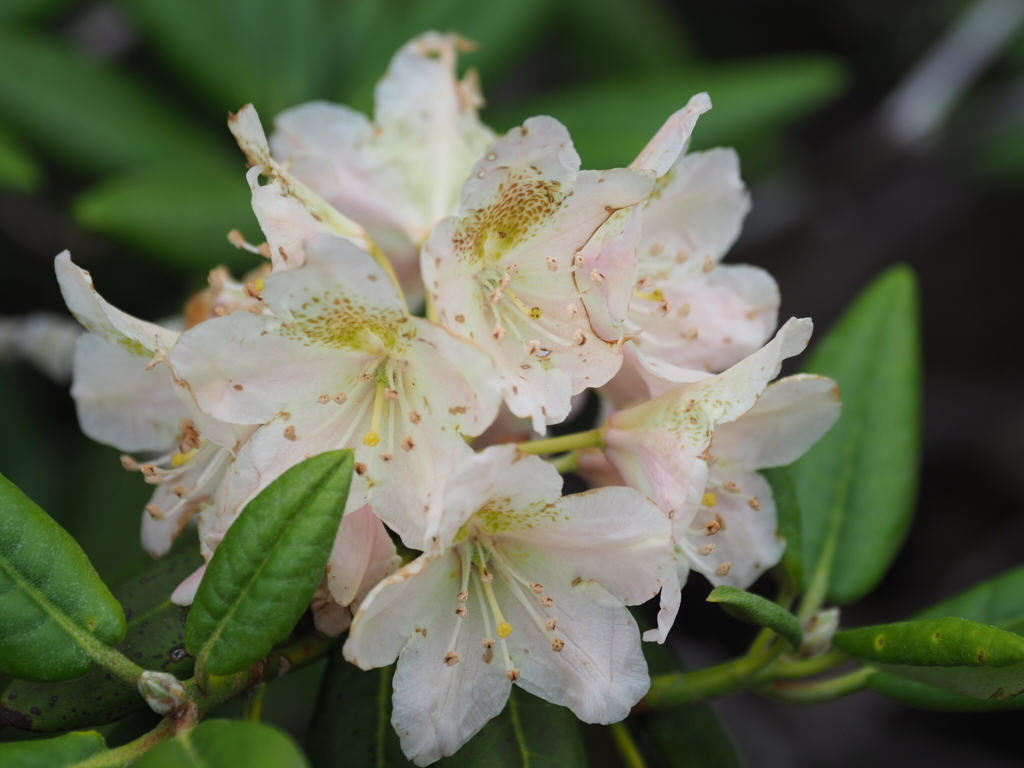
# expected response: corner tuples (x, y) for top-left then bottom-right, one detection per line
(55, 33), (841, 765)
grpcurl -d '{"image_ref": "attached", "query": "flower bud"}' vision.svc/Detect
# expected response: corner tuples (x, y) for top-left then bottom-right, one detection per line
(137, 670), (188, 715)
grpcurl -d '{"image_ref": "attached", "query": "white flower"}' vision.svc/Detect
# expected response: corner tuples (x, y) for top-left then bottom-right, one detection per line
(169, 234), (502, 550)
(604, 94), (779, 401)
(678, 374), (840, 588)
(54, 252), (248, 560)
(269, 32), (494, 299)
(602, 318), (813, 521)
(423, 116), (655, 433)
(344, 445), (677, 766)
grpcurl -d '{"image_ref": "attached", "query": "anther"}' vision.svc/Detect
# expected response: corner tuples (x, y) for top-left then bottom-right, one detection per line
(214, 306), (228, 317)
(120, 454), (139, 471)
(649, 243), (664, 256)
(409, 411), (421, 425)
(546, 257), (558, 272)
(552, 638), (565, 652)
(482, 638), (496, 649)
(716, 562), (732, 576)
(172, 485), (189, 498)
(677, 303), (691, 318)
(684, 327), (699, 342)
(243, 282), (262, 301)
(354, 462), (368, 476)
(481, 571), (494, 584)
(540, 596), (553, 607)
(384, 388), (399, 401)
(401, 436), (416, 451)
(748, 497), (762, 510)
(526, 340), (541, 356)
(573, 330), (587, 346)
(703, 255), (715, 273)
(333, 392), (347, 404)
(140, 463), (158, 478)
(227, 229), (246, 249)
(500, 273), (511, 289)
(492, 325), (506, 341)
(497, 622), (513, 639)
(573, 251), (584, 268)
(701, 492), (717, 508)
(546, 618), (557, 631)
(698, 543), (716, 556)
(506, 668), (520, 682)
(458, 590), (469, 603)
(358, 373), (373, 382)
(530, 582), (542, 593)
(723, 481), (741, 493)
(444, 652), (460, 666)
(508, 263), (520, 275)
(317, 393), (330, 404)
(676, 247), (690, 263)
(145, 504), (164, 520)
(565, 303), (579, 319)
(590, 269), (605, 286)
(703, 520), (721, 536)
(455, 605), (467, 618)
(379, 451), (394, 462)
(489, 288), (503, 304)
(284, 425), (297, 440)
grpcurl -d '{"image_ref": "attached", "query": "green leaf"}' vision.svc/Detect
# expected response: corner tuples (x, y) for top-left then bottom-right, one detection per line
(634, 610), (743, 768)
(707, 586), (803, 649)
(0, 730), (107, 768)
(790, 266), (921, 605)
(307, 645), (586, 768)
(834, 618), (1024, 701)
(186, 451), (353, 676)
(133, 720), (308, 768)
(74, 160), (262, 273)
(0, 0), (73, 22)
(0, 30), (224, 174)
(486, 56), (846, 173)
(0, 472), (126, 681)
(760, 466), (803, 591)
(1, 546), (200, 732)
(0, 123), (42, 192)
(868, 671), (1024, 712)
(913, 565), (1024, 634)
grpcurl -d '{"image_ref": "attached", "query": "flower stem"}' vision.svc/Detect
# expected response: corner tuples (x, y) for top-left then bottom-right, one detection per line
(241, 683), (267, 722)
(609, 721), (647, 768)
(770, 650), (850, 680)
(425, 293), (440, 323)
(645, 644), (783, 708)
(759, 666), (876, 703)
(514, 427), (605, 456)
(73, 718), (175, 768)
(546, 451), (579, 474)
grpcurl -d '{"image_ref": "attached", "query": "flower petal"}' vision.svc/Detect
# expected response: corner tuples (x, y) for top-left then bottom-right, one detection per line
(630, 92), (712, 176)
(326, 504), (400, 608)
(710, 374), (842, 470)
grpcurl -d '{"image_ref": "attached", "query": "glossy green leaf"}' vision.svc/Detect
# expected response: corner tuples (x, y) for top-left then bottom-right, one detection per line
(791, 266), (921, 604)
(133, 720), (308, 768)
(0, 472), (126, 681)
(0, 30), (223, 174)
(308, 646), (585, 768)
(0, 730), (106, 768)
(486, 56), (846, 172)
(834, 618), (1024, 701)
(760, 466), (803, 591)
(707, 586), (803, 649)
(0, 123), (42, 192)
(634, 611), (743, 768)
(74, 160), (262, 273)
(1, 547), (199, 732)
(186, 451), (353, 676)
(868, 671), (1024, 712)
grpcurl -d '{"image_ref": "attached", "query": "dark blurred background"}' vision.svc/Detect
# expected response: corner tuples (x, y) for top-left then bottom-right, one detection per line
(2, 0), (1023, 765)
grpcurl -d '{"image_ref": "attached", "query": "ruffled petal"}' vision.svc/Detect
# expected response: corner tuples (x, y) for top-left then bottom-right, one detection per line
(326, 504), (400, 608)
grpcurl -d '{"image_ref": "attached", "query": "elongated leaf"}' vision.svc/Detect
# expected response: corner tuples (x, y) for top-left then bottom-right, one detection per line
(133, 720), (308, 768)
(835, 618), (1024, 701)
(634, 611), (743, 768)
(0, 123), (42, 192)
(707, 586), (803, 649)
(74, 160), (262, 273)
(486, 57), (846, 172)
(0, 473), (126, 681)
(790, 266), (921, 604)
(308, 646), (586, 768)
(186, 451), (353, 676)
(1, 547), (199, 732)
(760, 466), (802, 591)
(0, 30), (223, 174)
(868, 671), (1024, 712)
(0, 730), (107, 767)
(913, 565), (1024, 633)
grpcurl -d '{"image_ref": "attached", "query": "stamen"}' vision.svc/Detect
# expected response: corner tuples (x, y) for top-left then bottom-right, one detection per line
(748, 497), (762, 510)
(698, 543), (715, 556)
(716, 562), (732, 576)
(481, 577), (513, 639)
(120, 454), (139, 471)
(546, 618), (557, 631)
(363, 379), (386, 447)
(723, 481), (741, 493)
(590, 269), (605, 286)
(227, 229), (264, 255)
(633, 289), (666, 302)
(530, 582), (542, 593)
(317, 393), (330, 404)
(145, 504), (164, 520)
(492, 325), (506, 341)
(552, 638), (565, 652)
(444, 652), (460, 666)
(500, 273), (511, 289)
(546, 257), (558, 272)
(573, 251), (584, 268)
